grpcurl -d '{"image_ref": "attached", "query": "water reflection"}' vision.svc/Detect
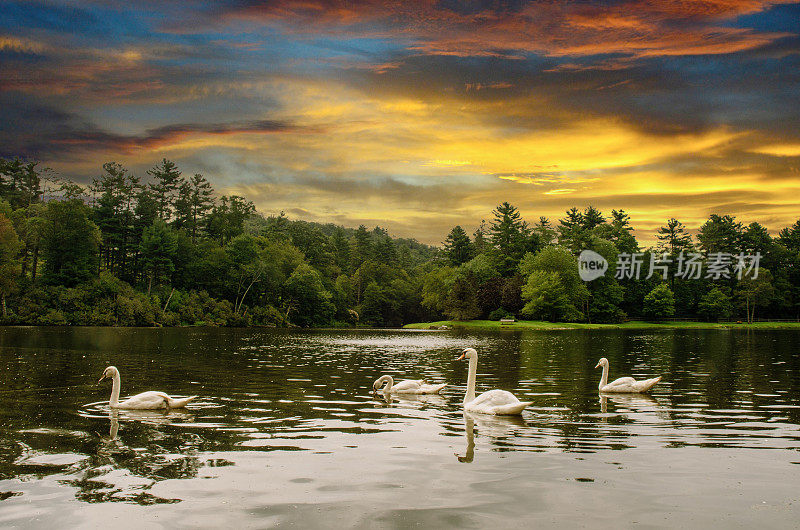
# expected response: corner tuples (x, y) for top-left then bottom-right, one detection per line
(0, 327), (799, 527)
(456, 414), (474, 463)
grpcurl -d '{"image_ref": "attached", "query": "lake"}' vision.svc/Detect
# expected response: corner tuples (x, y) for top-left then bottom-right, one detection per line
(0, 326), (799, 528)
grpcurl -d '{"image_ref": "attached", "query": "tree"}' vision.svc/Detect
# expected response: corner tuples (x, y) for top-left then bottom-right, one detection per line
(642, 283), (675, 320)
(226, 234), (266, 314)
(443, 225), (473, 265)
(91, 162), (139, 274)
(0, 158), (43, 209)
(656, 217), (692, 289)
(778, 218), (800, 252)
(520, 270), (581, 321)
(558, 207), (588, 252)
(532, 217), (556, 246)
(42, 199), (101, 287)
(0, 214), (21, 317)
(351, 224), (372, 271)
(283, 263), (333, 327)
(147, 159), (183, 221)
(489, 202), (528, 275)
(698, 214), (743, 254)
(657, 218), (693, 256)
(12, 202), (47, 281)
(472, 220), (489, 255)
(698, 288), (733, 322)
(605, 209), (638, 253)
(174, 173), (215, 243)
(206, 195), (256, 244)
(519, 246), (589, 321)
(735, 269), (775, 323)
(139, 219), (178, 295)
(582, 205), (605, 230)
(444, 269), (480, 321)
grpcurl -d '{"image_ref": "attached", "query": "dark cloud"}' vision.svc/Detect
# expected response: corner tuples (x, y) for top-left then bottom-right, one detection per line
(0, 92), (313, 159)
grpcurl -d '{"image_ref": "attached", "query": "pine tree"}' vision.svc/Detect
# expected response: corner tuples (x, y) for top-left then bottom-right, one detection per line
(139, 219), (178, 295)
(147, 159), (183, 222)
(174, 173), (215, 243)
(443, 225), (473, 265)
(582, 205), (605, 230)
(558, 207), (587, 252)
(533, 216), (556, 246)
(657, 218), (692, 256)
(489, 202), (528, 275)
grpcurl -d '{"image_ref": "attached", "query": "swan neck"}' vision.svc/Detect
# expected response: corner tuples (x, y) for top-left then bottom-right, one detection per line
(384, 375), (393, 392)
(599, 363), (609, 390)
(465, 353), (477, 403)
(110, 371), (121, 407)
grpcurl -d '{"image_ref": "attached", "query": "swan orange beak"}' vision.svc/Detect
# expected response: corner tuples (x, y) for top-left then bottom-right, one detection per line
(98, 374), (107, 383)
(457, 353), (465, 361)
(594, 362), (600, 369)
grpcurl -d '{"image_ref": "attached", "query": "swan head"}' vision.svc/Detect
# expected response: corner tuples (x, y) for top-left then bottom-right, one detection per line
(98, 366), (118, 383)
(373, 375), (391, 391)
(595, 358), (609, 369)
(457, 348), (477, 361)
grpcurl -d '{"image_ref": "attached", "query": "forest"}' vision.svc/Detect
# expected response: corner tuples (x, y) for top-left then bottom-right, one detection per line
(0, 157), (798, 327)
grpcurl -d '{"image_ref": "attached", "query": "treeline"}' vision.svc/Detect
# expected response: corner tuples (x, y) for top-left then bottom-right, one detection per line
(0, 157), (798, 327)
(428, 204), (800, 323)
(0, 158), (437, 327)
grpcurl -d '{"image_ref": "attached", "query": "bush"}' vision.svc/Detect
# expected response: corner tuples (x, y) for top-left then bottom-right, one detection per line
(643, 284), (676, 320)
(698, 288), (733, 322)
(249, 304), (286, 326)
(488, 308), (510, 321)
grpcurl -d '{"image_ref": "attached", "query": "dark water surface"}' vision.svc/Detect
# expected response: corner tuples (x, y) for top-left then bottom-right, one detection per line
(0, 326), (799, 528)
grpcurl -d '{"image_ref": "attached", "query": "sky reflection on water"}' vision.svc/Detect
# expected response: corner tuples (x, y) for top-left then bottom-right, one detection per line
(0, 327), (799, 527)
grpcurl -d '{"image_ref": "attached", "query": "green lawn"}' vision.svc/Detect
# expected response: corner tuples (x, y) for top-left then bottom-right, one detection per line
(403, 319), (800, 330)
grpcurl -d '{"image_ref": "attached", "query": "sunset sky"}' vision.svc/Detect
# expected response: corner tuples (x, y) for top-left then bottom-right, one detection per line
(2, 0), (799, 245)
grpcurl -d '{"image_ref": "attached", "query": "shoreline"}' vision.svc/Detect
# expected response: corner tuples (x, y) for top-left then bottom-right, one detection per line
(403, 320), (800, 330)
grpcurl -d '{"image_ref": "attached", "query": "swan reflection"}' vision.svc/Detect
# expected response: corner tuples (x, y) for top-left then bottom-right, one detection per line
(456, 412), (528, 463)
(457, 414), (475, 463)
(600, 393), (662, 413)
(374, 391), (447, 408)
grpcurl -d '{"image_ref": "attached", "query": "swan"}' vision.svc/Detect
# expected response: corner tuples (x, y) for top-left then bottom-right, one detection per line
(457, 348), (532, 415)
(98, 366), (197, 410)
(372, 375), (446, 394)
(595, 357), (661, 393)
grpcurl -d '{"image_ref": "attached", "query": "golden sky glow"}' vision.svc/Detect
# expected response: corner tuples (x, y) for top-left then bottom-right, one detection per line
(2, 0), (800, 245)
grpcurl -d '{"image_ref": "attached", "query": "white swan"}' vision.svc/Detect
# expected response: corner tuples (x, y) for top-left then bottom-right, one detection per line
(457, 348), (532, 415)
(373, 375), (446, 394)
(595, 357), (661, 393)
(98, 366), (197, 409)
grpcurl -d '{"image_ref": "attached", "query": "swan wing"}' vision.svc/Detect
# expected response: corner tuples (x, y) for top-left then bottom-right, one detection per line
(602, 376), (662, 393)
(388, 380), (423, 393)
(465, 389), (531, 415)
(115, 391), (170, 410)
(607, 376), (637, 387)
(418, 383), (446, 394)
(166, 395), (197, 408)
(631, 376), (662, 392)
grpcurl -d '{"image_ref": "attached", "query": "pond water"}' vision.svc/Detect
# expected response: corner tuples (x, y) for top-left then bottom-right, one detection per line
(0, 326), (799, 528)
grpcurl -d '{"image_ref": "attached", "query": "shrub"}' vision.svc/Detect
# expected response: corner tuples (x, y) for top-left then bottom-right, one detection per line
(488, 308), (510, 321)
(643, 284), (676, 320)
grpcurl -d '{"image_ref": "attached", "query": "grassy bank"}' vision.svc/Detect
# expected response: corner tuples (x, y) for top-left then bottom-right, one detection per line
(403, 320), (800, 330)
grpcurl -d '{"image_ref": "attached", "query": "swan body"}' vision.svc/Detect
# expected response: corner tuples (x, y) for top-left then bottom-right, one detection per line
(373, 375), (446, 394)
(595, 357), (661, 393)
(458, 348), (532, 415)
(99, 366), (197, 410)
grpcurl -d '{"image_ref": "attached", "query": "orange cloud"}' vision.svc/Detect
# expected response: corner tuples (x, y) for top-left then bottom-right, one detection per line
(210, 0), (788, 60)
